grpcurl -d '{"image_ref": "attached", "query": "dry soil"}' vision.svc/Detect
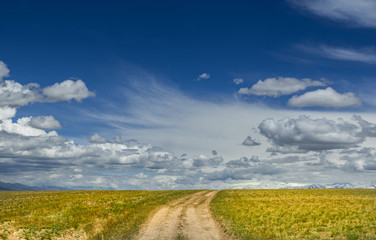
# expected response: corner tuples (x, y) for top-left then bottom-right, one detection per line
(134, 190), (230, 240)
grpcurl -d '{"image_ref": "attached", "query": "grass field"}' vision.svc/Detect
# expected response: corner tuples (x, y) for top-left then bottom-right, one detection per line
(0, 190), (198, 240)
(211, 189), (376, 240)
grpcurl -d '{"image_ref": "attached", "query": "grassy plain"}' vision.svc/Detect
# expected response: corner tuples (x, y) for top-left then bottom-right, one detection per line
(0, 190), (198, 240)
(211, 189), (376, 240)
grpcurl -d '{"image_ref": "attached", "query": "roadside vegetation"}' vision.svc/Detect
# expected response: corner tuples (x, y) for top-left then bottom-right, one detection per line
(0, 190), (198, 240)
(211, 189), (376, 240)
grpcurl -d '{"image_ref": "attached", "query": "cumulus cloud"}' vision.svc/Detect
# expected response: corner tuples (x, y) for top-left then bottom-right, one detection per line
(0, 118), (56, 137)
(259, 116), (364, 153)
(0, 61), (10, 81)
(0, 80), (41, 108)
(0, 116), (182, 174)
(339, 147), (376, 172)
(242, 136), (261, 146)
(0, 107), (16, 120)
(88, 133), (110, 144)
(196, 73), (210, 81)
(0, 60), (94, 111)
(288, 0), (376, 28)
(43, 79), (95, 102)
(353, 115), (376, 137)
(30, 116), (62, 130)
(1, 111), (375, 189)
(190, 154), (223, 168)
(288, 87), (361, 108)
(233, 78), (244, 85)
(0, 79), (93, 109)
(238, 77), (325, 97)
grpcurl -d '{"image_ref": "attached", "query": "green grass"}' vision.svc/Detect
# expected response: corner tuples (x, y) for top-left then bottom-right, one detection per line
(0, 190), (198, 240)
(211, 189), (376, 240)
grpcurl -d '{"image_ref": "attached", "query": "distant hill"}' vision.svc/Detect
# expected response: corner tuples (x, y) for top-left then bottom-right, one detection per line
(0, 181), (72, 191)
(0, 181), (40, 191)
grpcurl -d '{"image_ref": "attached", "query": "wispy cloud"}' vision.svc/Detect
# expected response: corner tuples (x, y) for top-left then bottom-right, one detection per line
(289, 0), (376, 28)
(85, 77), (272, 159)
(320, 46), (376, 64)
(298, 45), (376, 65)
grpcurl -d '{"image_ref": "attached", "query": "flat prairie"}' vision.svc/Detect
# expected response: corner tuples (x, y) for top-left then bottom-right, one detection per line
(211, 189), (376, 240)
(1, 189), (375, 240)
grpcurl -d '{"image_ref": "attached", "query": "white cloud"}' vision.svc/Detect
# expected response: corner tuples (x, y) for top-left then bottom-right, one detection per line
(196, 73), (210, 81)
(0, 79), (94, 109)
(1, 111), (376, 189)
(0, 107), (16, 120)
(238, 77), (325, 97)
(0, 80), (41, 107)
(43, 79), (95, 102)
(88, 133), (110, 143)
(0, 118), (57, 137)
(0, 61), (10, 81)
(258, 116), (363, 153)
(2, 61), (376, 189)
(0, 61), (94, 110)
(233, 78), (244, 85)
(30, 116), (62, 130)
(289, 0), (376, 28)
(288, 87), (361, 108)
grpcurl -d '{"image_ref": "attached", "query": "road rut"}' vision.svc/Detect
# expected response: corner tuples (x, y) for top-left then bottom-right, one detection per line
(134, 190), (229, 240)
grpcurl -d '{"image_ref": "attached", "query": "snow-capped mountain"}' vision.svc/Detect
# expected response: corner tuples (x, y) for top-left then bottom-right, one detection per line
(281, 183), (356, 189)
(326, 183), (355, 189)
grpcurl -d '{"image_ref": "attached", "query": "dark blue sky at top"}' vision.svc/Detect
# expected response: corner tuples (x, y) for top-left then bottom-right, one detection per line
(1, 0), (376, 106)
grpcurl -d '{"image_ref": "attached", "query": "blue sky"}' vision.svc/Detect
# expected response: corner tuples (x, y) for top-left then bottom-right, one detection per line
(1, 0), (376, 189)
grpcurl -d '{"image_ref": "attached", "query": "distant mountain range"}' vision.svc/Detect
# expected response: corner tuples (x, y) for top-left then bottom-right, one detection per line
(246, 181), (376, 190)
(0, 181), (375, 191)
(282, 183), (357, 189)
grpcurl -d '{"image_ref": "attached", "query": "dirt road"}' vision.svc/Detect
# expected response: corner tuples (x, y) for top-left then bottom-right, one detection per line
(134, 190), (230, 240)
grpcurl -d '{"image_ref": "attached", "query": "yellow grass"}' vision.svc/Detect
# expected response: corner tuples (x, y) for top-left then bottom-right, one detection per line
(211, 189), (376, 240)
(0, 190), (198, 240)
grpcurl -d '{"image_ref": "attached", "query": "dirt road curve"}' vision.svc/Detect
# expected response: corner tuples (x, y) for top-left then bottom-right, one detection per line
(134, 191), (230, 240)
